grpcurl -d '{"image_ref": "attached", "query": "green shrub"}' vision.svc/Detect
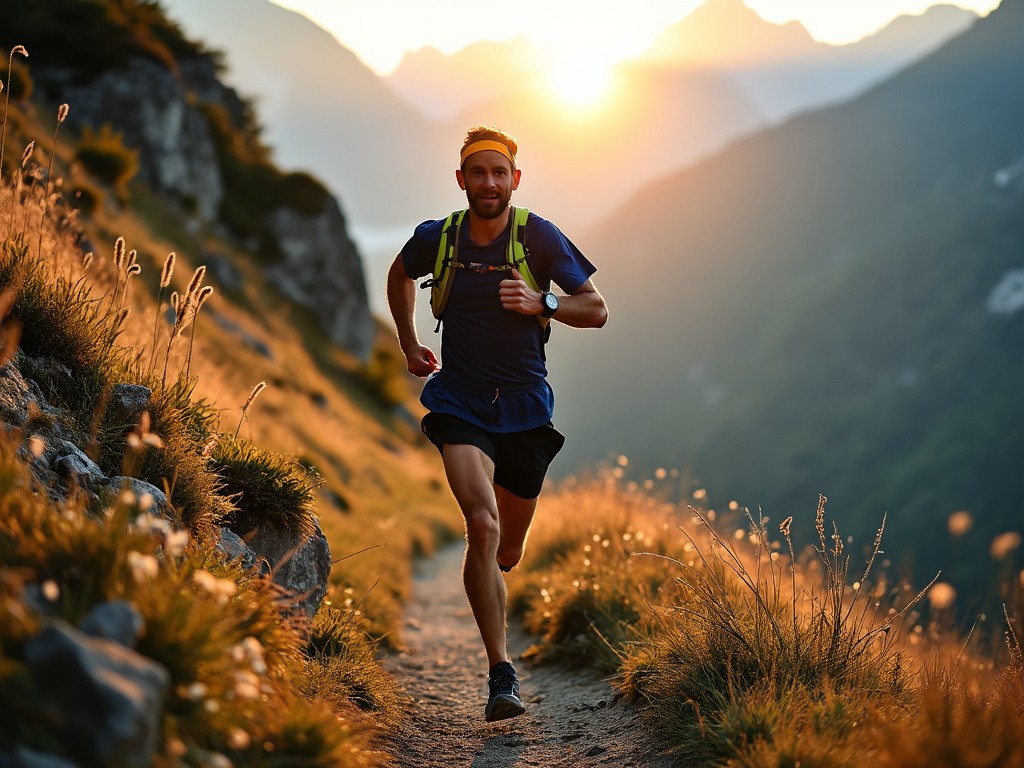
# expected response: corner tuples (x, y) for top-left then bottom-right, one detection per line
(67, 179), (103, 216)
(303, 604), (399, 718)
(199, 102), (331, 251)
(1, 233), (123, 421)
(75, 124), (138, 200)
(210, 436), (322, 538)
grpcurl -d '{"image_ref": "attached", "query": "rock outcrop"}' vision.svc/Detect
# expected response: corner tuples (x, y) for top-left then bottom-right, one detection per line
(267, 199), (373, 359)
(37, 48), (373, 361)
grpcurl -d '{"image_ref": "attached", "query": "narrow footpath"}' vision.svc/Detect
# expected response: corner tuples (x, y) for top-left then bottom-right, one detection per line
(381, 543), (676, 767)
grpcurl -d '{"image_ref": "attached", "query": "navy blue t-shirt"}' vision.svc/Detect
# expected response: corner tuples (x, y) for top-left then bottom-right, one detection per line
(401, 209), (596, 432)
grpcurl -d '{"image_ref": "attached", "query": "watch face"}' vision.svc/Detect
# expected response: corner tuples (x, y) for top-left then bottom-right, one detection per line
(544, 292), (559, 312)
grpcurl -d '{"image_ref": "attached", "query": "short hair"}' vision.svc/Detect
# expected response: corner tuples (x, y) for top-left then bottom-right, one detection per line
(460, 125), (518, 169)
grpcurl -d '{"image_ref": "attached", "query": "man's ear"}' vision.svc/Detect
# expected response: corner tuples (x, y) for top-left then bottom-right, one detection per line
(512, 168), (522, 190)
(456, 168), (466, 190)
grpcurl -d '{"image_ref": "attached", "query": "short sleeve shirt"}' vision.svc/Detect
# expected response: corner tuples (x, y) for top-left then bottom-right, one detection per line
(401, 209), (596, 432)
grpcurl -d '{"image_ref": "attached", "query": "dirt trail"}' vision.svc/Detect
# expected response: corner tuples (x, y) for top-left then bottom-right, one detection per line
(382, 543), (674, 767)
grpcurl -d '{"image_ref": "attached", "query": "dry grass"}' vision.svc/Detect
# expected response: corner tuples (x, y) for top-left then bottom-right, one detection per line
(512, 476), (1024, 766)
(0, 45), (459, 764)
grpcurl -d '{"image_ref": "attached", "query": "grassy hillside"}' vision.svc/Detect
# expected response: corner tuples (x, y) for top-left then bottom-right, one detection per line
(0, 11), (459, 763)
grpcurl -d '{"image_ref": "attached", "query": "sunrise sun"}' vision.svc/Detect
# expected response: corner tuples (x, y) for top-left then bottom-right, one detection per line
(550, 56), (614, 109)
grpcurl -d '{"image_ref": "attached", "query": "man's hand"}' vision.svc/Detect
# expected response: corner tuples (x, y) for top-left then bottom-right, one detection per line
(404, 344), (440, 377)
(498, 269), (542, 316)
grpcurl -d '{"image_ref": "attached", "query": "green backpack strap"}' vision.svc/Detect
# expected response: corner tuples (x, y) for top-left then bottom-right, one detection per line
(508, 207), (550, 329)
(424, 209), (467, 329)
(423, 206), (548, 333)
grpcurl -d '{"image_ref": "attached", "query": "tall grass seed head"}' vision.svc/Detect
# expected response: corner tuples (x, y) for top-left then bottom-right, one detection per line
(196, 284), (213, 308)
(114, 236), (126, 269)
(21, 141), (34, 167)
(57, 103), (69, 124)
(243, 381), (267, 410)
(11, 45), (28, 58)
(160, 252), (175, 288)
(186, 265), (206, 295)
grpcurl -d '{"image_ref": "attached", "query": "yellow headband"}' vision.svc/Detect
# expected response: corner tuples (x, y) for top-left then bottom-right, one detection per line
(460, 139), (515, 167)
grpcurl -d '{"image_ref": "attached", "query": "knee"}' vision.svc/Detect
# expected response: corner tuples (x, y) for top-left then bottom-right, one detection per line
(464, 507), (500, 550)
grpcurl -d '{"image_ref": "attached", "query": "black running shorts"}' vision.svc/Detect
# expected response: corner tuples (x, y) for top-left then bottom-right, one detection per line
(421, 412), (566, 500)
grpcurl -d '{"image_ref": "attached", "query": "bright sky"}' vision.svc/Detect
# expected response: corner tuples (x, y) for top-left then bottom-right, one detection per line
(271, 0), (1000, 75)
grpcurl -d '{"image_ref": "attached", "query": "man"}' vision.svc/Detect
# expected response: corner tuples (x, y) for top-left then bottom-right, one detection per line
(386, 125), (608, 722)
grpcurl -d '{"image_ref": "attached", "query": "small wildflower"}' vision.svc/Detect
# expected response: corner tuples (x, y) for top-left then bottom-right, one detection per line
(27, 435), (45, 458)
(948, 510), (973, 537)
(226, 728), (251, 750)
(164, 529), (189, 558)
(991, 531), (1021, 560)
(127, 551), (159, 582)
(178, 681), (207, 701)
(134, 512), (171, 536)
(201, 435), (218, 457)
(928, 582), (957, 610)
(193, 570), (236, 604)
(233, 670), (260, 699)
(41, 580), (59, 601)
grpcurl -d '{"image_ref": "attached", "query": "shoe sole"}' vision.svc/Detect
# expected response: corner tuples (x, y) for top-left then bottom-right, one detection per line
(485, 695), (526, 722)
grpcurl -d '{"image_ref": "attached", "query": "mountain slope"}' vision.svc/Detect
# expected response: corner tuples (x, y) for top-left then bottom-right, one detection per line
(555, 0), (1021, 595)
(642, 0), (978, 121)
(161, 0), (450, 226)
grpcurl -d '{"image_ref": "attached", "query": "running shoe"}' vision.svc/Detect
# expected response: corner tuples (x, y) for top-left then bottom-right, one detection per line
(485, 662), (526, 722)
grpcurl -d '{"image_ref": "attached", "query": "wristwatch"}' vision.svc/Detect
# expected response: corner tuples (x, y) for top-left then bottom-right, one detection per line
(540, 291), (559, 318)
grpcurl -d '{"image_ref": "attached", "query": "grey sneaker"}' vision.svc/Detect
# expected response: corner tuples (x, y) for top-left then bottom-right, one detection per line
(485, 662), (526, 722)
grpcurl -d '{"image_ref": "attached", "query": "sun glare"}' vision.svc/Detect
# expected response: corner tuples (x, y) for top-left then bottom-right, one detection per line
(550, 57), (614, 109)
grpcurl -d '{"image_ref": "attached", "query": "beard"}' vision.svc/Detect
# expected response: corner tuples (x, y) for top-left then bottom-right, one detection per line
(465, 187), (512, 220)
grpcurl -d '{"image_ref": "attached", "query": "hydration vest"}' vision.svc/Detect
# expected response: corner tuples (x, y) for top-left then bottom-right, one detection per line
(420, 206), (549, 334)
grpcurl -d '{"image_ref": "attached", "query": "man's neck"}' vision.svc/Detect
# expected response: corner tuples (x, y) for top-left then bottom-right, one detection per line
(468, 207), (511, 246)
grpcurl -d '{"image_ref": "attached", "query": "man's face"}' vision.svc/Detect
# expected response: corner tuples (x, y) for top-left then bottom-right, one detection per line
(456, 150), (521, 220)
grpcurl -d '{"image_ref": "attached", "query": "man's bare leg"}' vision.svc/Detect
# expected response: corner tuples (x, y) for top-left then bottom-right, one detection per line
(494, 486), (539, 571)
(441, 443), (509, 668)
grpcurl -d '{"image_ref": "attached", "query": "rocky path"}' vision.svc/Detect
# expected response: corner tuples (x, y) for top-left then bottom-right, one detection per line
(381, 543), (674, 767)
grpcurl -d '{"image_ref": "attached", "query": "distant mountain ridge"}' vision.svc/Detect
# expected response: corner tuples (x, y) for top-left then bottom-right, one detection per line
(163, 0), (977, 237)
(552, 0), (1020, 598)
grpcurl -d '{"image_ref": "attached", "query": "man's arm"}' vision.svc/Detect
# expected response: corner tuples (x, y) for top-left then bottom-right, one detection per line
(386, 253), (440, 377)
(498, 271), (608, 329)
